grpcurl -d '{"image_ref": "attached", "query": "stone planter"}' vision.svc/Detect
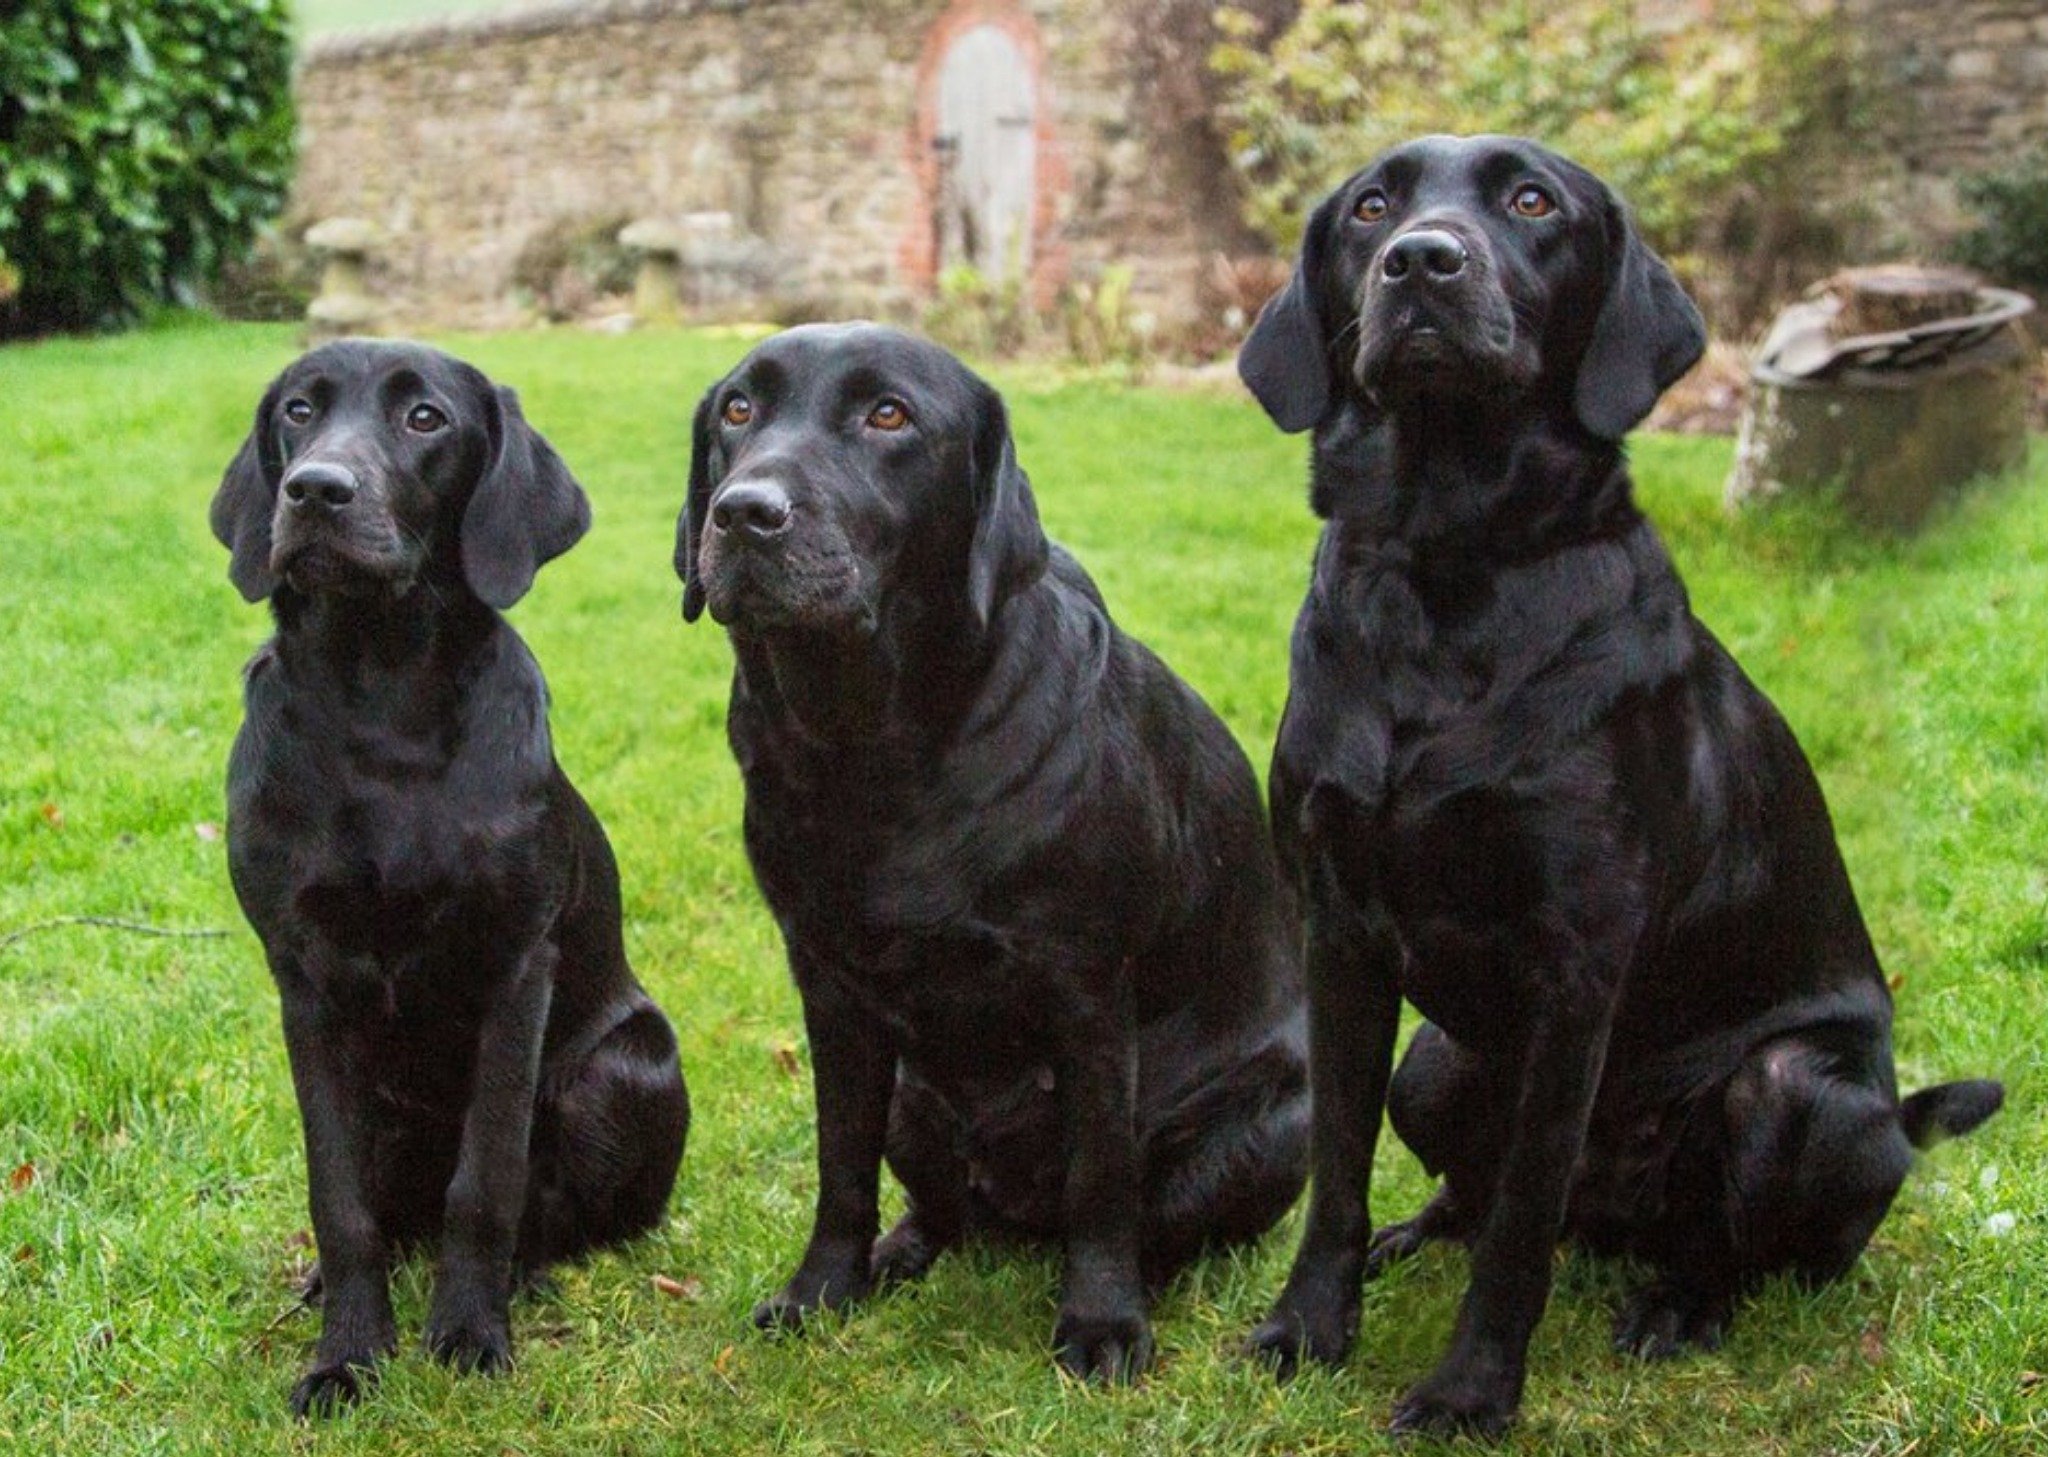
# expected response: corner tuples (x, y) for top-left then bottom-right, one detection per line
(1727, 269), (2037, 529)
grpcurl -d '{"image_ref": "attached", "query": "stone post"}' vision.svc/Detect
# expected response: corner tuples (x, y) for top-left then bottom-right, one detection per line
(303, 217), (386, 339)
(619, 219), (685, 326)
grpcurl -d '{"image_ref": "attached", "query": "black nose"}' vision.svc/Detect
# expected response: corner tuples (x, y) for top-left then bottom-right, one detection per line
(281, 462), (359, 510)
(711, 478), (792, 540)
(1382, 229), (1468, 282)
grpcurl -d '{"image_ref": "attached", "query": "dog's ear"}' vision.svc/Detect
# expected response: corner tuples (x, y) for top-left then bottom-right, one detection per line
(1238, 194), (1337, 434)
(1573, 191), (1707, 442)
(966, 383), (1049, 630)
(675, 385), (718, 624)
(460, 384), (591, 610)
(210, 380), (285, 602)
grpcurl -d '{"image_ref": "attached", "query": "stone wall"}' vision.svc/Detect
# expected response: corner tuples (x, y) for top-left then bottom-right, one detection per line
(292, 0), (2048, 332)
(1816, 0), (2048, 266)
(292, 0), (1257, 330)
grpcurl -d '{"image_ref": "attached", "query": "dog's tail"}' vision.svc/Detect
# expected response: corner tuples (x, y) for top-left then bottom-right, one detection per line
(1899, 1079), (2005, 1149)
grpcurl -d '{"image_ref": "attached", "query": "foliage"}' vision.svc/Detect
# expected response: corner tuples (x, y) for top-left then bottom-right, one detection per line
(0, 0), (295, 338)
(1952, 145), (2048, 295)
(922, 262), (1034, 359)
(1059, 264), (1153, 374)
(509, 212), (640, 323)
(205, 224), (319, 323)
(1210, 0), (1859, 323)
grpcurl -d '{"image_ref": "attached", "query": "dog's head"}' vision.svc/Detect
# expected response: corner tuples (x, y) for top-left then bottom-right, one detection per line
(676, 323), (1047, 635)
(1239, 134), (1705, 442)
(210, 340), (588, 608)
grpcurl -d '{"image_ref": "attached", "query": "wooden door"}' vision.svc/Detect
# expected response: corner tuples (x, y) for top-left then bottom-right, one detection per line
(935, 24), (1036, 283)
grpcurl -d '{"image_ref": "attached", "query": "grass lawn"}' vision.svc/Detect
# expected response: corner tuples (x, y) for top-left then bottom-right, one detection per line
(0, 315), (2041, 1454)
(296, 0), (515, 37)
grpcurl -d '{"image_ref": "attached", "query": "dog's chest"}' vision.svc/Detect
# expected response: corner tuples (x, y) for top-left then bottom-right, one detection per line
(230, 714), (551, 970)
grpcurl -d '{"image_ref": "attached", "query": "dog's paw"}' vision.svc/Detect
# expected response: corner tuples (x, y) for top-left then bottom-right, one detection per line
(1243, 1297), (1355, 1379)
(1052, 1307), (1154, 1385)
(424, 1308), (514, 1375)
(1612, 1281), (1730, 1360)
(289, 1357), (377, 1419)
(752, 1262), (874, 1334)
(1389, 1367), (1519, 1442)
(870, 1214), (948, 1288)
(1364, 1218), (1433, 1276)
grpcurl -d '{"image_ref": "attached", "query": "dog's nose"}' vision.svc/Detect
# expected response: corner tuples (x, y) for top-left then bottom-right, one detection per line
(280, 462), (359, 510)
(1382, 229), (1468, 283)
(712, 479), (792, 540)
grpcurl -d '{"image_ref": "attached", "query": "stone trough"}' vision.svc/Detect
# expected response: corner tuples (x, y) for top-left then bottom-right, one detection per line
(1726, 266), (2037, 528)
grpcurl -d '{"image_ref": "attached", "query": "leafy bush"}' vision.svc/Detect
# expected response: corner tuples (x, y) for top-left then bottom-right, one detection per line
(921, 264), (1033, 359)
(0, 0), (295, 338)
(509, 212), (638, 323)
(1952, 146), (2048, 295)
(1211, 0), (1859, 326)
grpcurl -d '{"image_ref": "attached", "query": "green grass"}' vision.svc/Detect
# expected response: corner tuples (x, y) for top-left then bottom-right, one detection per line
(0, 315), (2041, 1454)
(296, 0), (514, 37)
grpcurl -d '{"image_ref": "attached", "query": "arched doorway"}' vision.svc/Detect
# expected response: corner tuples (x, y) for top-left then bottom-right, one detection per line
(933, 23), (1037, 283)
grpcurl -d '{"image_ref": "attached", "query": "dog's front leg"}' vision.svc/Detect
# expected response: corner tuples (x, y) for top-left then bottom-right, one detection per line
(1389, 921), (1631, 1440)
(1247, 856), (1403, 1374)
(1049, 969), (1151, 1383)
(275, 956), (396, 1417)
(755, 974), (893, 1330)
(424, 940), (555, 1375)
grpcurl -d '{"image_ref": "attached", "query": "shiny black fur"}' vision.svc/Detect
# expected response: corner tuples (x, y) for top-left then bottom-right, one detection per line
(213, 340), (689, 1417)
(677, 323), (1308, 1382)
(1236, 136), (2002, 1438)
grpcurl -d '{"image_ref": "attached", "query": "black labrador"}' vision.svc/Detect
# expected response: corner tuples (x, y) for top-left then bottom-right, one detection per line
(675, 323), (1308, 1381)
(212, 340), (690, 1416)
(1235, 135), (2003, 1437)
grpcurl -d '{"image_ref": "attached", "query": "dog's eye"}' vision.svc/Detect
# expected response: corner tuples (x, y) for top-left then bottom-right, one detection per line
(866, 399), (911, 433)
(721, 396), (754, 428)
(406, 404), (447, 434)
(282, 398), (314, 426)
(1353, 190), (1390, 223)
(1510, 185), (1556, 219)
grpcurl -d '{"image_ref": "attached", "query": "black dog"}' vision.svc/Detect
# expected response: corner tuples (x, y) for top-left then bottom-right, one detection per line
(675, 323), (1308, 1381)
(212, 340), (690, 1416)
(1235, 135), (2003, 1437)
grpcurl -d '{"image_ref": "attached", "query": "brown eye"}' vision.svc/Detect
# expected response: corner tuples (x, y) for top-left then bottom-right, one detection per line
(1511, 185), (1556, 218)
(1353, 189), (1390, 223)
(406, 403), (446, 434)
(282, 398), (314, 425)
(866, 399), (910, 432)
(721, 395), (753, 427)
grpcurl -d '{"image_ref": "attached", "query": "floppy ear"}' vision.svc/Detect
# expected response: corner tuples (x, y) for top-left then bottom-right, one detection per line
(460, 384), (591, 610)
(1238, 194), (1337, 434)
(210, 381), (285, 602)
(675, 385), (718, 624)
(965, 384), (1049, 630)
(1573, 193), (1707, 441)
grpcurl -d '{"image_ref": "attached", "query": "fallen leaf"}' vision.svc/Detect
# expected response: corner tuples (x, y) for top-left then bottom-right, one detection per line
(713, 1344), (734, 1377)
(1858, 1320), (1886, 1365)
(771, 1040), (802, 1078)
(1888, 972), (1907, 993)
(38, 802), (62, 829)
(12, 1244), (34, 1265)
(193, 822), (221, 842)
(651, 1273), (704, 1300)
(8, 1162), (35, 1193)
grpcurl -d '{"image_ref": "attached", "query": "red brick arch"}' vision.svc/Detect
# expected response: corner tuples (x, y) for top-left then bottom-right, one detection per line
(898, 0), (1070, 309)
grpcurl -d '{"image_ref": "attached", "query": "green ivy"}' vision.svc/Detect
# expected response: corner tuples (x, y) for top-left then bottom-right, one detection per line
(0, 0), (295, 338)
(1211, 0), (1856, 292)
(1953, 146), (2048, 295)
